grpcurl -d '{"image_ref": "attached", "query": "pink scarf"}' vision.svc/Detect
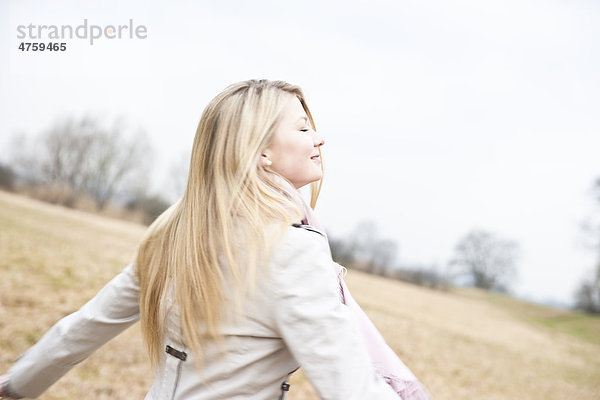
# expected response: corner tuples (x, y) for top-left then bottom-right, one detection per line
(287, 183), (432, 399)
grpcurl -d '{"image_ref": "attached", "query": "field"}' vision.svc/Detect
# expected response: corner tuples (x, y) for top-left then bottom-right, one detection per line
(1, 190), (599, 399)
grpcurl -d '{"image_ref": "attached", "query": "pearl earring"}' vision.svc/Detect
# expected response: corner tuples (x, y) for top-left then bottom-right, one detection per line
(265, 159), (272, 166)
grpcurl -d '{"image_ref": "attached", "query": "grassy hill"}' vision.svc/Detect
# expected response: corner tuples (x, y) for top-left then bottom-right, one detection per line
(0, 190), (598, 399)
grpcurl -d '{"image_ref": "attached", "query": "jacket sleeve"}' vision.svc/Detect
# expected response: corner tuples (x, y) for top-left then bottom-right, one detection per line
(7, 263), (141, 398)
(269, 228), (399, 400)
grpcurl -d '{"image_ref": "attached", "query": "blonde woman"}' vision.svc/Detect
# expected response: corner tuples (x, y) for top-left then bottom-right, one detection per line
(0, 80), (431, 399)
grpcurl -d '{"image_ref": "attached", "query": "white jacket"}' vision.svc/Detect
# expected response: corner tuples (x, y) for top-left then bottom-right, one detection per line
(7, 225), (399, 399)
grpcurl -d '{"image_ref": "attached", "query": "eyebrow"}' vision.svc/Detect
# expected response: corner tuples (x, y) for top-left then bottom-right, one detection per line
(297, 116), (308, 123)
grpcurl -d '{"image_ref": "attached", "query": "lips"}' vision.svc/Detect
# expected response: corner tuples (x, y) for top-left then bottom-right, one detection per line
(310, 154), (320, 160)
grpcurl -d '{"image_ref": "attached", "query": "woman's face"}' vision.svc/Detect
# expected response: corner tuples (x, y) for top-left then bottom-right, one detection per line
(263, 95), (325, 188)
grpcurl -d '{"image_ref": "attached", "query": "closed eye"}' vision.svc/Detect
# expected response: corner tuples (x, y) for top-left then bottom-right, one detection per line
(300, 128), (310, 132)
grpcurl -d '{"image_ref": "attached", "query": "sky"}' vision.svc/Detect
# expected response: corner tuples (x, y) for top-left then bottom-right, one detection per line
(1, 0), (599, 305)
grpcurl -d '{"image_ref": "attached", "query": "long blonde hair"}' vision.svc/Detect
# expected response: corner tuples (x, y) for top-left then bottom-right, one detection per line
(135, 79), (323, 369)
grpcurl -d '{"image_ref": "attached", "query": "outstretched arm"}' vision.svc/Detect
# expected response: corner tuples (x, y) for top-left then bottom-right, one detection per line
(269, 228), (399, 400)
(335, 267), (433, 399)
(3, 264), (140, 398)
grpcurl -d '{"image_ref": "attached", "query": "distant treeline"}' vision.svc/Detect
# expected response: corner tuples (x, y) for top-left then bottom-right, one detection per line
(328, 221), (518, 294)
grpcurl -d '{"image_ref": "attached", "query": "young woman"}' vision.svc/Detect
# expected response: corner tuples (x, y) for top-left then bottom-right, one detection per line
(0, 80), (431, 399)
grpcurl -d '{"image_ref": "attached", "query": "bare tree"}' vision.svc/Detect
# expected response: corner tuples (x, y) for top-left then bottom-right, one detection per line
(448, 229), (519, 291)
(0, 163), (15, 190)
(350, 221), (380, 272)
(11, 116), (153, 209)
(80, 122), (152, 210)
(575, 178), (600, 313)
(41, 118), (95, 186)
(580, 177), (600, 249)
(38, 118), (97, 205)
(369, 238), (398, 275)
(575, 263), (600, 314)
(329, 221), (398, 275)
(329, 237), (356, 266)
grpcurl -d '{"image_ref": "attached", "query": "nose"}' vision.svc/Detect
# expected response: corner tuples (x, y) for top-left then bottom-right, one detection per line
(312, 130), (325, 147)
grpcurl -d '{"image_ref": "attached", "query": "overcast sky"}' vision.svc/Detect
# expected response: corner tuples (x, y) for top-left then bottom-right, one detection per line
(1, 0), (599, 305)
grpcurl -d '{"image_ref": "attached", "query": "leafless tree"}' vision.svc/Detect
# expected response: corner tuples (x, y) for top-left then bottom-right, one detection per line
(11, 116), (153, 209)
(350, 221), (380, 272)
(0, 163), (15, 190)
(575, 178), (600, 313)
(80, 121), (152, 210)
(41, 118), (95, 187)
(575, 263), (600, 314)
(448, 229), (519, 291)
(580, 177), (600, 249)
(369, 238), (398, 275)
(329, 221), (398, 275)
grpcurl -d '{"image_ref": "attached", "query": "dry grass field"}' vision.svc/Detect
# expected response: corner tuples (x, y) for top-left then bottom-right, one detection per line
(1, 190), (599, 399)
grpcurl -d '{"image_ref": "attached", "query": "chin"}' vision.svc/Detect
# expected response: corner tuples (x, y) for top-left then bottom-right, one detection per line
(294, 178), (319, 189)
(306, 175), (322, 186)
(291, 171), (322, 189)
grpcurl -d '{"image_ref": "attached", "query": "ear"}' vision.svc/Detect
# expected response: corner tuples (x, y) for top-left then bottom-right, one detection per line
(261, 153), (272, 166)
